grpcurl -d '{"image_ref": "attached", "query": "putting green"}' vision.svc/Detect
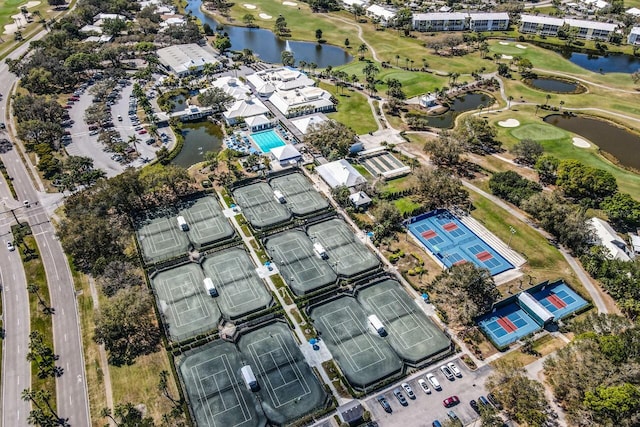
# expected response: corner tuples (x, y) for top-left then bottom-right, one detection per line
(510, 123), (568, 141)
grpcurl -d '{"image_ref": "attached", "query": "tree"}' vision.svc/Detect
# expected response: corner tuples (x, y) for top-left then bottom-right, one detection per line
(315, 28), (323, 42)
(534, 154), (559, 185)
(305, 120), (355, 160)
(371, 201), (403, 244)
(423, 132), (464, 168)
(489, 171), (542, 206)
(511, 138), (544, 166)
(242, 13), (255, 27)
(556, 159), (618, 206)
(601, 192), (640, 229)
(98, 261), (143, 297)
(357, 43), (368, 60)
(26, 331), (61, 379)
(101, 18), (127, 37)
(214, 35), (231, 52)
(101, 403), (155, 427)
(281, 50), (295, 67)
(429, 263), (498, 327)
(22, 389), (69, 427)
(94, 288), (160, 366)
(584, 384), (640, 426)
(28, 283), (54, 315)
(632, 70), (640, 85)
(47, 0), (66, 5)
(197, 87), (234, 112)
(487, 360), (550, 426)
(351, 4), (364, 21)
(331, 185), (351, 207)
(344, 38), (349, 48)
(412, 167), (468, 210)
(456, 116), (500, 154)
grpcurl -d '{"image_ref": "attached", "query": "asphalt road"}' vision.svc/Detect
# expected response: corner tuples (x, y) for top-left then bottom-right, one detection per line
(0, 32), (91, 427)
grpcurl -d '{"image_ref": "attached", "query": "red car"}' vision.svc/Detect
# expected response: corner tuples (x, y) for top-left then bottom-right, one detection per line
(138, 129), (147, 134)
(443, 396), (460, 408)
(63, 105), (73, 109)
(68, 96), (79, 101)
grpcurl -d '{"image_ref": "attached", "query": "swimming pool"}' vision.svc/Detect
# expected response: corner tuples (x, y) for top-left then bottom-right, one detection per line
(251, 130), (286, 153)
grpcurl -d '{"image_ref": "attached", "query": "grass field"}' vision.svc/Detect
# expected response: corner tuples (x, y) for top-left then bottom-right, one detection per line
(491, 334), (565, 368)
(318, 82), (377, 134)
(20, 234), (57, 410)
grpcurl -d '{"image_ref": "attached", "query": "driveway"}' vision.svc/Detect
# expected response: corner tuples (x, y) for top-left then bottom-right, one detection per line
(366, 358), (493, 427)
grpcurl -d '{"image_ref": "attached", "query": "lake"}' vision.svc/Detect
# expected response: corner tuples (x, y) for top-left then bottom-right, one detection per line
(565, 52), (640, 74)
(185, 0), (352, 67)
(172, 120), (224, 168)
(544, 114), (640, 170)
(529, 78), (579, 93)
(423, 92), (495, 129)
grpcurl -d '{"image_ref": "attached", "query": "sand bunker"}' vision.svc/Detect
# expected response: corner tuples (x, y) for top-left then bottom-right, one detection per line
(283, 1), (298, 5)
(516, 44), (527, 49)
(243, 3), (257, 9)
(499, 41), (510, 45)
(498, 118), (520, 128)
(572, 137), (590, 148)
(501, 54), (513, 60)
(259, 13), (272, 19)
(24, 1), (41, 7)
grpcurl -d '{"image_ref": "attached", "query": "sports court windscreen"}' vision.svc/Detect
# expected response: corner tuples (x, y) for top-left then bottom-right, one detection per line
(407, 209), (513, 276)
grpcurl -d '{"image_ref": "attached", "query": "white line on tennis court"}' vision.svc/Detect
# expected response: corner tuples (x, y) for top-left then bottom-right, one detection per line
(190, 354), (252, 427)
(318, 306), (387, 373)
(156, 269), (213, 330)
(247, 334), (311, 408)
(208, 255), (262, 310)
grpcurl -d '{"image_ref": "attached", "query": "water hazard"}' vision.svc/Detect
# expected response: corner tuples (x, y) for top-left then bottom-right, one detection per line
(172, 120), (224, 168)
(544, 114), (640, 170)
(529, 78), (579, 93)
(421, 92), (494, 129)
(565, 52), (640, 74)
(185, 0), (352, 67)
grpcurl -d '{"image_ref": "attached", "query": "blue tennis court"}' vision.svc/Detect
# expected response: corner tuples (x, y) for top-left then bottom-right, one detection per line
(407, 209), (514, 276)
(251, 130), (286, 153)
(530, 282), (589, 320)
(477, 303), (542, 349)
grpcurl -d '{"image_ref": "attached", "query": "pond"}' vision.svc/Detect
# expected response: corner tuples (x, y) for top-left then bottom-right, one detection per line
(544, 114), (640, 170)
(185, 0), (352, 67)
(172, 120), (224, 168)
(421, 92), (495, 129)
(565, 52), (640, 74)
(529, 78), (580, 93)
(170, 94), (188, 113)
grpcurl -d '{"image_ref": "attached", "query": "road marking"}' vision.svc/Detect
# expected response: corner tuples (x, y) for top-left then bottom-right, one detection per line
(64, 333), (67, 342)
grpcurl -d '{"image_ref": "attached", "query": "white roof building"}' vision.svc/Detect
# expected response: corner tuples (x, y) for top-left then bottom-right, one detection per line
(342, 0), (367, 8)
(271, 145), (302, 164)
(316, 159), (366, 188)
(627, 7), (640, 16)
(160, 16), (186, 28)
(223, 98), (269, 124)
(628, 26), (640, 45)
(210, 76), (252, 101)
(245, 114), (276, 132)
(80, 24), (103, 34)
(366, 5), (396, 22)
(246, 67), (315, 97)
(589, 217), (634, 261)
(93, 13), (126, 23)
(520, 14), (617, 40)
(349, 191), (372, 207)
(290, 114), (328, 134)
(268, 86), (334, 118)
(630, 234), (640, 254)
(157, 44), (218, 76)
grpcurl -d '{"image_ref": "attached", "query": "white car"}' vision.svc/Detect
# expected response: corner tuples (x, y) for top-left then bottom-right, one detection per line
(440, 365), (455, 381)
(426, 373), (441, 391)
(418, 378), (431, 394)
(448, 362), (462, 378)
(7, 241), (15, 251)
(401, 382), (416, 399)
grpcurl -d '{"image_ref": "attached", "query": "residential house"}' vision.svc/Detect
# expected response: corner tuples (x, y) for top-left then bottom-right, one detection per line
(366, 5), (396, 26)
(468, 12), (510, 32)
(412, 12), (467, 32)
(628, 26), (640, 45)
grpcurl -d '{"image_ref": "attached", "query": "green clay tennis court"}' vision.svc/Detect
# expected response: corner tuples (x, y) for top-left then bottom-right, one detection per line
(264, 230), (337, 295)
(178, 196), (235, 248)
(151, 263), (221, 342)
(137, 213), (191, 264)
(202, 248), (273, 319)
(357, 280), (450, 363)
(310, 296), (403, 389)
(307, 219), (380, 277)
(269, 173), (329, 216)
(179, 322), (326, 427)
(233, 183), (291, 229)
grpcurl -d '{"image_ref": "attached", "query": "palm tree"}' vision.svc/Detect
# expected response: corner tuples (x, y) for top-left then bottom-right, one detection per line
(357, 43), (368, 60)
(545, 93), (551, 106)
(507, 95), (514, 109)
(298, 60), (307, 73)
(395, 54), (400, 67)
(559, 100), (565, 112)
(310, 62), (317, 75)
(128, 135), (140, 155)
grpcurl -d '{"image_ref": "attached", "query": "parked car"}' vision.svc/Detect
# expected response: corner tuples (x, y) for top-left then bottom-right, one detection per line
(134, 125), (143, 131)
(393, 388), (408, 406)
(401, 383), (415, 400)
(377, 396), (392, 413)
(440, 365), (455, 381)
(478, 395), (491, 408)
(89, 130), (100, 136)
(432, 421), (442, 427)
(138, 129), (147, 135)
(470, 400), (480, 414)
(63, 105), (73, 109)
(443, 396), (460, 408)
(426, 373), (441, 391)
(7, 241), (15, 251)
(418, 379), (431, 394)
(0, 122), (6, 129)
(23, 200), (30, 208)
(447, 410), (458, 421)
(487, 393), (503, 410)
(448, 362), (462, 378)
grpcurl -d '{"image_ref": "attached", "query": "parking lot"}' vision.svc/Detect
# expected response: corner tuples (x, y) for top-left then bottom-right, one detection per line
(65, 76), (173, 177)
(366, 358), (493, 427)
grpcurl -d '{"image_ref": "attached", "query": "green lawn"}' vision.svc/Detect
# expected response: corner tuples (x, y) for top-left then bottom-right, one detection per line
(352, 163), (371, 179)
(510, 123), (568, 141)
(319, 82), (377, 134)
(393, 197), (421, 214)
(382, 175), (414, 192)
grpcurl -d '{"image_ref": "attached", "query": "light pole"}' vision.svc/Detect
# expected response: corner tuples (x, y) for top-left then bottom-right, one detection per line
(508, 226), (516, 248)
